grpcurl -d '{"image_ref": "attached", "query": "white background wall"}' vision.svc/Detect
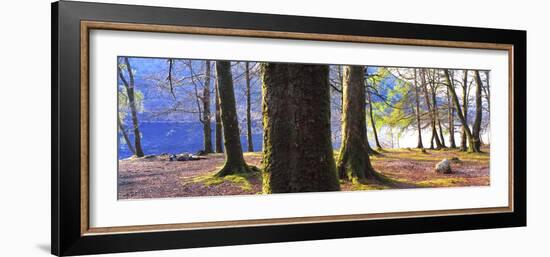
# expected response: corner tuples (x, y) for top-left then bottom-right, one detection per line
(0, 0), (547, 256)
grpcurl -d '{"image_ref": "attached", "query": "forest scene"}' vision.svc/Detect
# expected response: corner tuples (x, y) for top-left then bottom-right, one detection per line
(117, 56), (491, 200)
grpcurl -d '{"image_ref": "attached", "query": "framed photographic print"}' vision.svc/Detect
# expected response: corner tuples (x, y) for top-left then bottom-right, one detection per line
(51, 1), (526, 256)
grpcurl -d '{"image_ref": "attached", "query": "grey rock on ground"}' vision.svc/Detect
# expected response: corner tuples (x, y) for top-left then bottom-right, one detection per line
(169, 153), (203, 161)
(435, 159), (452, 174)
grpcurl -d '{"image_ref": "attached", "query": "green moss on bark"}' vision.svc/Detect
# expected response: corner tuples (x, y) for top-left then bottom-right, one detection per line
(337, 66), (379, 181)
(261, 63), (340, 193)
(215, 61), (252, 176)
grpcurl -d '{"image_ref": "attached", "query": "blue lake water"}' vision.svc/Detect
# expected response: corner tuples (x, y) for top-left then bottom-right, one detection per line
(118, 122), (264, 159)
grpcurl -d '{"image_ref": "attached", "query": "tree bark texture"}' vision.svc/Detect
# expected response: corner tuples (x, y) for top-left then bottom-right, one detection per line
(337, 65), (378, 181)
(261, 63), (340, 193)
(460, 70), (469, 151)
(215, 61), (251, 176)
(413, 69), (424, 149)
(118, 115), (135, 155)
(447, 85), (457, 148)
(214, 70), (224, 153)
(433, 86), (447, 148)
(367, 86), (382, 149)
(202, 60), (213, 153)
(245, 62), (254, 152)
(472, 70), (483, 152)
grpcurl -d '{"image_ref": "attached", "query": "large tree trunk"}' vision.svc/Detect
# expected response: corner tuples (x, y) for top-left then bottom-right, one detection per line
(483, 71), (491, 145)
(214, 71), (224, 153)
(460, 70), (469, 151)
(472, 70), (483, 152)
(447, 85), (457, 148)
(432, 84), (447, 148)
(484, 71), (491, 113)
(444, 69), (477, 152)
(202, 61), (213, 153)
(118, 115), (135, 155)
(436, 112), (447, 147)
(430, 71), (446, 148)
(338, 66), (344, 115)
(287, 64), (339, 190)
(367, 86), (382, 149)
(261, 63), (340, 193)
(215, 61), (251, 176)
(365, 130), (378, 155)
(261, 63), (294, 193)
(421, 69), (442, 149)
(118, 57), (144, 157)
(413, 69), (424, 149)
(245, 62), (254, 152)
(337, 65), (378, 181)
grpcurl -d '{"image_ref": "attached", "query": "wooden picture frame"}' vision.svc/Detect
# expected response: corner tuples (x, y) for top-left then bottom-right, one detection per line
(52, 1), (526, 256)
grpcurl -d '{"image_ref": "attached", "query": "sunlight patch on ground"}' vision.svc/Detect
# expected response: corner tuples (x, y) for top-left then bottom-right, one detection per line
(416, 178), (468, 187)
(185, 171), (257, 192)
(347, 181), (390, 191)
(370, 148), (489, 163)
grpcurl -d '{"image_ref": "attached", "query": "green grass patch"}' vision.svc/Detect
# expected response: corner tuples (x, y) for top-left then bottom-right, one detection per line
(370, 148), (489, 163)
(455, 151), (490, 162)
(416, 177), (467, 187)
(342, 175), (395, 191)
(188, 172), (258, 192)
(349, 182), (390, 191)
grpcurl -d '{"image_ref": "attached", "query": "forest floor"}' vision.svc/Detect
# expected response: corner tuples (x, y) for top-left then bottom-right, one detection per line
(118, 147), (490, 199)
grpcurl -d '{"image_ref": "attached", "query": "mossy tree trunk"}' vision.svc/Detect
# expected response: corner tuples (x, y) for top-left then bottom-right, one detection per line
(472, 70), (483, 152)
(245, 62), (254, 152)
(118, 57), (145, 157)
(365, 127), (378, 156)
(484, 71), (491, 114)
(261, 63), (340, 193)
(483, 71), (491, 145)
(460, 70), (469, 151)
(446, 70), (457, 148)
(367, 86), (382, 149)
(337, 65), (378, 181)
(413, 69), (424, 149)
(215, 61), (251, 176)
(287, 64), (339, 191)
(214, 68), (224, 153)
(444, 69), (477, 152)
(433, 89), (447, 148)
(430, 72), (446, 148)
(202, 60), (213, 153)
(117, 115), (135, 155)
(435, 101), (447, 148)
(421, 69), (442, 150)
(447, 86), (457, 148)
(261, 63), (294, 193)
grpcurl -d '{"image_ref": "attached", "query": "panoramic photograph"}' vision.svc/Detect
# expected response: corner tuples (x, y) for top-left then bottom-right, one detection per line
(117, 57), (491, 200)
